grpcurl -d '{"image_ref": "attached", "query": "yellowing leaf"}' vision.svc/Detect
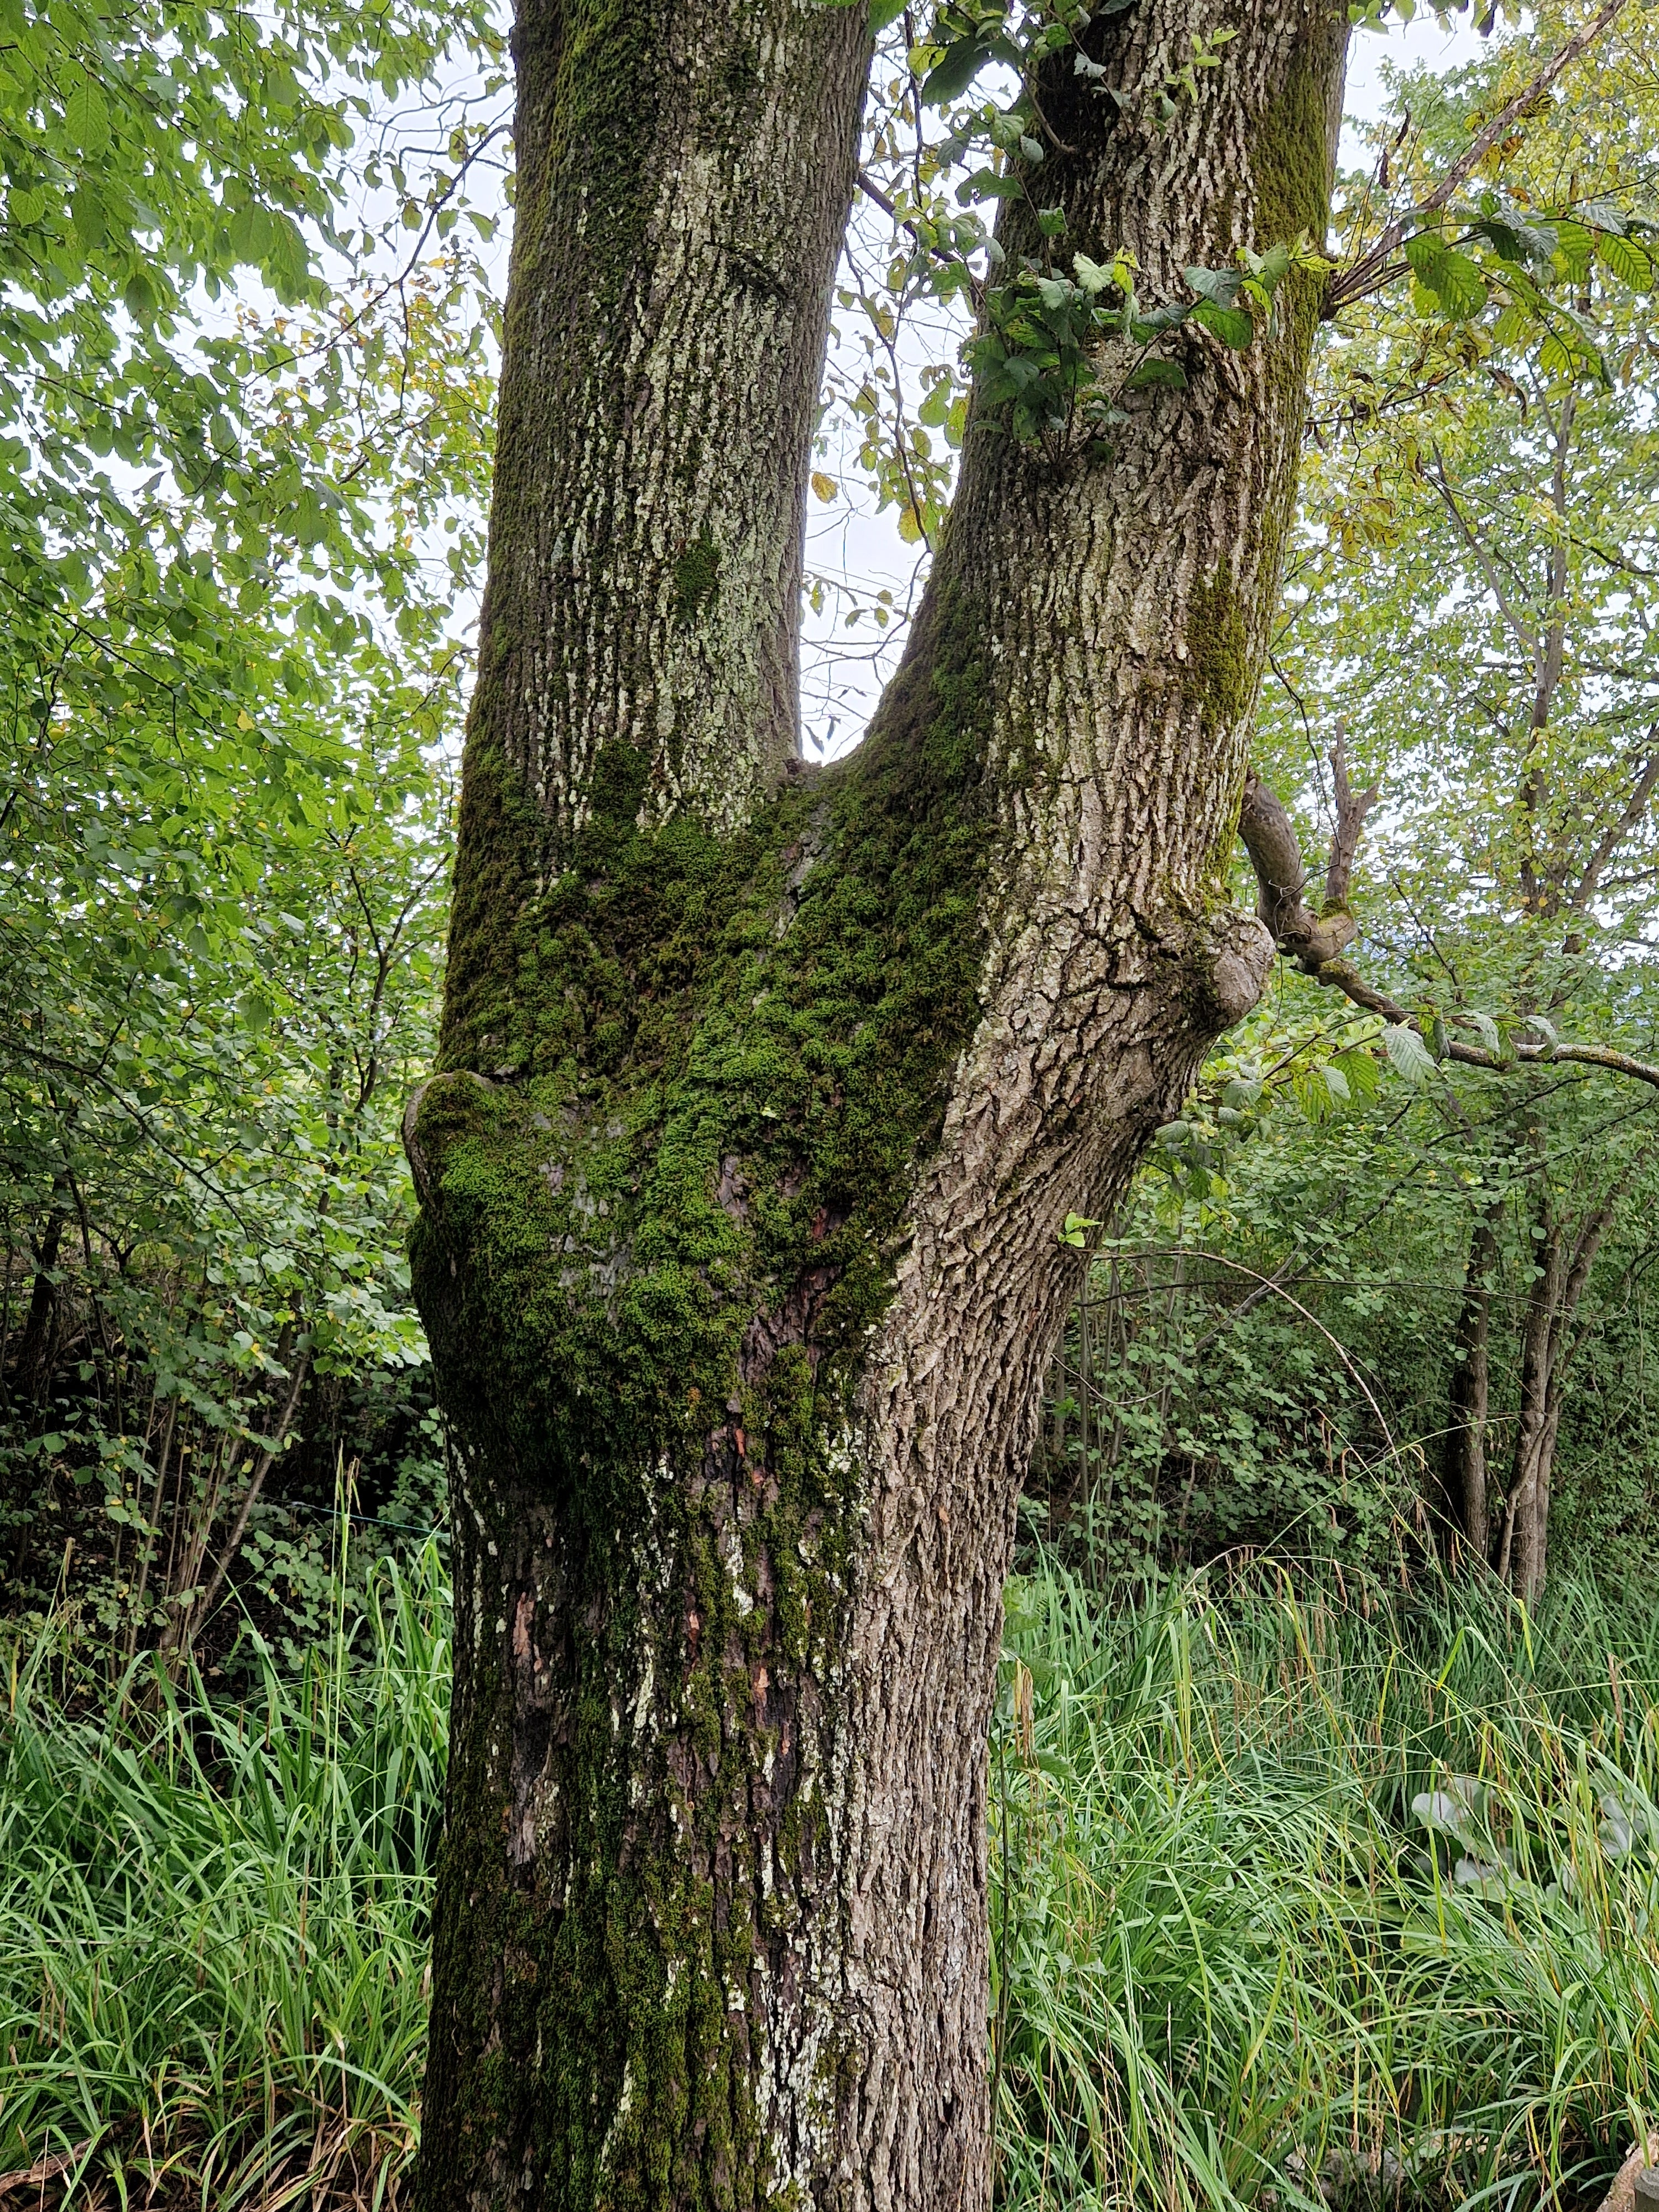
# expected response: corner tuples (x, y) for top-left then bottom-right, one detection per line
(810, 471), (838, 503)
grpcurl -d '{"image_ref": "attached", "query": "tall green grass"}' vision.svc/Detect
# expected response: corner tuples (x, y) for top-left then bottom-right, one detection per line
(5, 1541), (1659, 2209)
(992, 1556), (1659, 2211)
(0, 1542), (447, 2209)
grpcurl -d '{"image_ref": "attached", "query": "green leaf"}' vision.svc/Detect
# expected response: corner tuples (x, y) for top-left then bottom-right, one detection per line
(65, 76), (111, 155)
(1124, 358), (1187, 389)
(922, 36), (992, 105)
(70, 180), (107, 248)
(1383, 1025), (1437, 1084)
(1594, 228), (1653, 290)
(1193, 299), (1254, 348)
(870, 0), (907, 24)
(1404, 233), (1485, 318)
(1552, 218), (1594, 282)
(1183, 264), (1242, 305)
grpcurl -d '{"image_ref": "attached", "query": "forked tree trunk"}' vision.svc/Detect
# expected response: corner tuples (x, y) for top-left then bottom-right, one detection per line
(407, 1), (1347, 2204)
(1438, 1202), (1500, 1563)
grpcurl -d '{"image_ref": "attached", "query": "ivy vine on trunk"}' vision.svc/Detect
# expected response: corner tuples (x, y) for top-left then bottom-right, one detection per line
(405, 0), (1348, 2204)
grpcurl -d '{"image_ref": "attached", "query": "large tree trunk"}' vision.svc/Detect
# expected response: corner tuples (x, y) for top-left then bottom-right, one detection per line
(406, 1), (1348, 2204)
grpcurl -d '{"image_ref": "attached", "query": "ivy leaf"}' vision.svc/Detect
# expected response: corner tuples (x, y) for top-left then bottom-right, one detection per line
(922, 36), (994, 105)
(1183, 264), (1243, 306)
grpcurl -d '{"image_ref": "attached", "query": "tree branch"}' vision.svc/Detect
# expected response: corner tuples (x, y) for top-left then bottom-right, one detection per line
(1326, 0), (1631, 314)
(1238, 734), (1377, 969)
(1239, 763), (1659, 1092)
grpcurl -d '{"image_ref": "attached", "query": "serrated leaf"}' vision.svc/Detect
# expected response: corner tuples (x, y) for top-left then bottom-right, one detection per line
(1405, 232), (1485, 317)
(65, 76), (111, 155)
(1332, 1048), (1382, 1099)
(1552, 218), (1594, 282)
(1594, 229), (1652, 291)
(70, 179), (107, 248)
(1467, 1010), (1501, 1057)
(1383, 1025), (1437, 1084)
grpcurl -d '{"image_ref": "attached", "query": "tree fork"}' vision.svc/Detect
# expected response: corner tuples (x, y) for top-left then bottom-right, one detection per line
(408, 0), (1348, 2205)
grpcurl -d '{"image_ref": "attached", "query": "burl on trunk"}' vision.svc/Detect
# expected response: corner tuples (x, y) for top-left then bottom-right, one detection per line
(404, 1), (1347, 2204)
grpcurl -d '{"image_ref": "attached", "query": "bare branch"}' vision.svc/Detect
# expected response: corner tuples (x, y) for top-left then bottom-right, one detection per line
(1239, 759), (1659, 1089)
(1239, 739), (1376, 971)
(1314, 957), (1659, 1089)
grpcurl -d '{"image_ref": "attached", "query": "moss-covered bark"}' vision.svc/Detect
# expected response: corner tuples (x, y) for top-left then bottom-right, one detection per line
(410, 0), (1348, 2205)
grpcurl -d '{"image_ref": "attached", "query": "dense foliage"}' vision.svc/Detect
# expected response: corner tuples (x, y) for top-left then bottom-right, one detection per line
(0, 0), (504, 1660)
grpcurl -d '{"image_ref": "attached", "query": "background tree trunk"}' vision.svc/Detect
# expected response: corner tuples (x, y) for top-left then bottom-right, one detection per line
(409, 1), (1348, 2205)
(1440, 1202), (1499, 1563)
(1499, 1154), (1637, 1604)
(1502, 1182), (1561, 1603)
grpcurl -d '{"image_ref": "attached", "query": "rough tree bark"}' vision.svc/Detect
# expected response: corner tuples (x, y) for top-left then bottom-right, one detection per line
(405, 1), (1348, 2205)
